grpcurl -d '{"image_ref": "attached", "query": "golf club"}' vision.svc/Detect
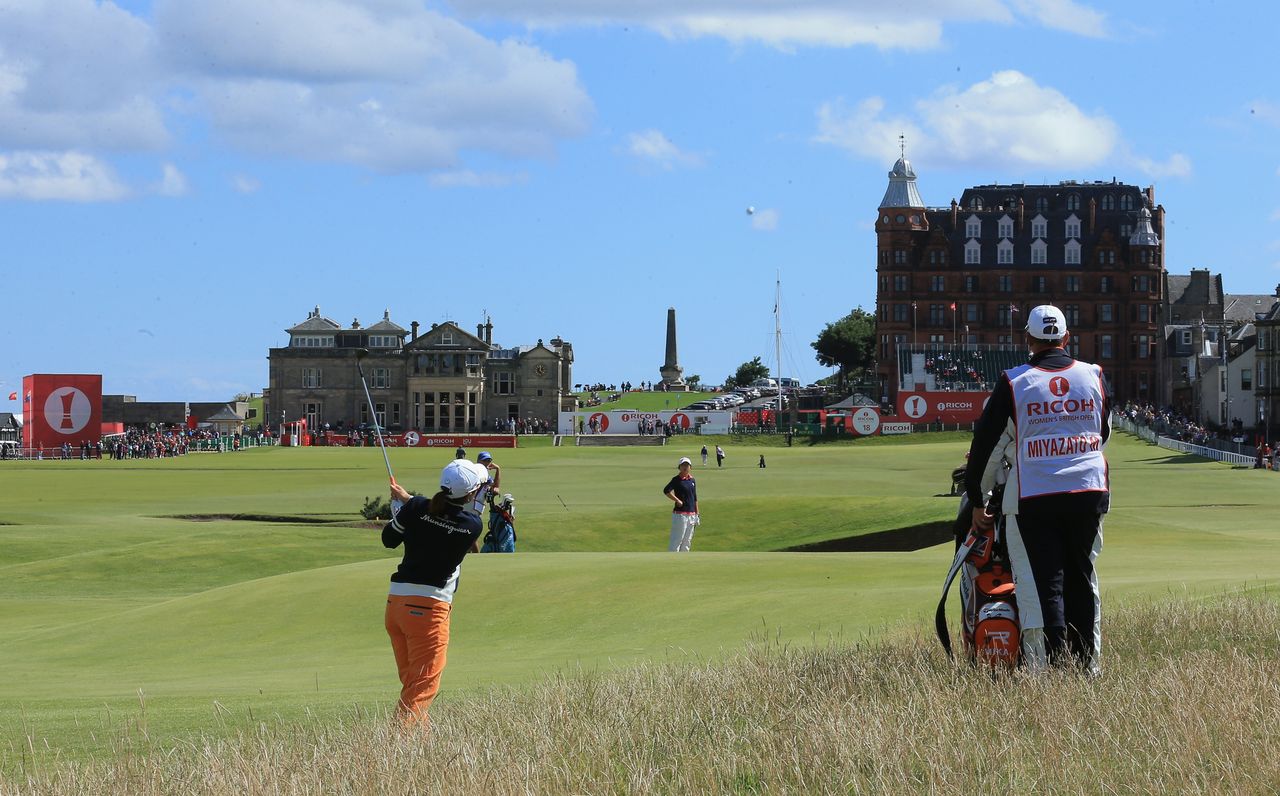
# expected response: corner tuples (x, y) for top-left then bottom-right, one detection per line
(354, 348), (395, 485)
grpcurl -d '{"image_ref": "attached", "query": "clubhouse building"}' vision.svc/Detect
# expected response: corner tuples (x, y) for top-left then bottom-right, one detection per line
(266, 307), (574, 433)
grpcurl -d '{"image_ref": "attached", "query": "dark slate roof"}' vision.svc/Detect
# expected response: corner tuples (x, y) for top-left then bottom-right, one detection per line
(203, 406), (244, 422)
(1224, 294), (1279, 324)
(0, 412), (19, 429)
(287, 306), (342, 333)
(1166, 272), (1223, 307)
(365, 309), (407, 333)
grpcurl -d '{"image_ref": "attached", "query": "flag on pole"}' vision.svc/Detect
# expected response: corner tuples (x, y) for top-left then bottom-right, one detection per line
(949, 302), (956, 311)
(1009, 303), (1019, 314)
(6, 392), (15, 401)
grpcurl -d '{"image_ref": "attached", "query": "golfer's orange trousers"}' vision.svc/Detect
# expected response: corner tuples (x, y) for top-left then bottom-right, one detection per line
(385, 595), (451, 724)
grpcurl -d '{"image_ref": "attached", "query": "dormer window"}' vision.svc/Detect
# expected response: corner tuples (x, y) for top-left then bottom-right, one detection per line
(964, 240), (981, 265)
(1035, 197), (1048, 213)
(1031, 215), (1047, 239)
(1031, 240), (1047, 264)
(1120, 194), (1135, 211)
(441, 332), (454, 345)
(1066, 194), (1081, 211)
(1065, 214), (1081, 238)
(1100, 195), (1115, 211)
(997, 215), (1013, 238)
(968, 196), (984, 210)
(997, 240), (1013, 264)
(965, 214), (981, 238)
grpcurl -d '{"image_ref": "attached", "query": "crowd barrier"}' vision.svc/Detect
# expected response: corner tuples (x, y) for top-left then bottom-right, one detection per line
(1112, 413), (1257, 467)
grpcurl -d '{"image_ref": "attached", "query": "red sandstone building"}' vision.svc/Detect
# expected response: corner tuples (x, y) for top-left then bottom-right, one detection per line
(873, 153), (1165, 407)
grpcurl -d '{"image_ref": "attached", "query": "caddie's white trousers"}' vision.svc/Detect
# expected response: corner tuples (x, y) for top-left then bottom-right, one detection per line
(668, 512), (697, 552)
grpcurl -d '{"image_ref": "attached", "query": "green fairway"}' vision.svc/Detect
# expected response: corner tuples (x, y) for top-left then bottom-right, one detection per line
(2, 433), (1279, 765)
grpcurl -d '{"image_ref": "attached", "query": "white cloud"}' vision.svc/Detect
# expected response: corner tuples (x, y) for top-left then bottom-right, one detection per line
(1250, 100), (1280, 127)
(0, 0), (168, 151)
(157, 162), (189, 196)
(231, 174), (261, 194)
(0, 151), (130, 202)
(749, 207), (779, 231)
(448, 0), (1108, 49)
(1009, 0), (1108, 37)
(1131, 152), (1192, 180)
(427, 169), (529, 188)
(154, 0), (592, 173)
(626, 129), (703, 169)
(817, 71), (1119, 171)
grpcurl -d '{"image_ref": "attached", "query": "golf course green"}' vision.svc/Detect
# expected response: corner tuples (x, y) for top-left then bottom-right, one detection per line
(2, 431), (1278, 764)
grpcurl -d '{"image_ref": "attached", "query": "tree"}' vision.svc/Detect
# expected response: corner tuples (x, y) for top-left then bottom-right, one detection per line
(686, 374), (702, 390)
(811, 307), (876, 390)
(724, 357), (769, 389)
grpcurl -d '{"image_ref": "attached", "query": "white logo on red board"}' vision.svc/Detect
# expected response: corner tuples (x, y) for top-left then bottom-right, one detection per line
(403, 431), (421, 447)
(43, 387), (91, 435)
(669, 413), (690, 429)
(903, 395), (928, 419)
(852, 407), (880, 435)
(589, 413), (609, 431)
(1049, 376), (1070, 397)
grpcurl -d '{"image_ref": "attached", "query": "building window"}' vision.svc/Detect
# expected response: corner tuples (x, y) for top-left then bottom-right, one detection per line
(965, 303), (980, 323)
(496, 372), (513, 395)
(1100, 304), (1114, 323)
(1121, 194), (1135, 211)
(997, 241), (1013, 264)
(929, 334), (946, 344)
(931, 275), (946, 292)
(440, 332), (454, 345)
(1135, 334), (1152, 359)
(1065, 275), (1081, 293)
(964, 241), (980, 265)
(929, 305), (945, 326)
(1100, 335), (1113, 359)
(1134, 274), (1151, 293)
(302, 368), (321, 388)
(1120, 223), (1132, 238)
(1065, 305), (1080, 327)
(894, 250), (907, 264)
(1065, 216), (1081, 238)
(1034, 197), (1048, 213)
(1100, 276), (1113, 293)
(998, 217), (1013, 238)
(968, 196), (983, 210)
(1136, 304), (1151, 323)
(466, 353), (481, 376)
(1064, 242), (1080, 264)
(1242, 369), (1252, 391)
(1068, 337), (1080, 357)
(1066, 194), (1080, 211)
(879, 275), (888, 292)
(1031, 217), (1047, 238)
(1032, 276), (1048, 293)
(372, 368), (389, 389)
(998, 274), (1012, 292)
(893, 304), (909, 322)
(374, 402), (386, 428)
(997, 304), (1011, 326)
(1031, 241), (1047, 264)
(966, 217), (981, 238)
(964, 275), (980, 292)
(894, 274), (908, 291)
(391, 402), (401, 426)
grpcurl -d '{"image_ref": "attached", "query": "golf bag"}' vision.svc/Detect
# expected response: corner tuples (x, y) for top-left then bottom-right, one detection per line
(480, 499), (516, 553)
(935, 490), (1020, 668)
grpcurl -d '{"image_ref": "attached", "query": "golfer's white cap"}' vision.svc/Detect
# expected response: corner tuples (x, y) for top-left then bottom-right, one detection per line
(678, 456), (692, 466)
(440, 460), (484, 499)
(1025, 304), (1067, 341)
(469, 460), (491, 485)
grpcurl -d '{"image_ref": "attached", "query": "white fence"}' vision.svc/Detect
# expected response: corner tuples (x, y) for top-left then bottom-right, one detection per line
(1112, 413), (1256, 467)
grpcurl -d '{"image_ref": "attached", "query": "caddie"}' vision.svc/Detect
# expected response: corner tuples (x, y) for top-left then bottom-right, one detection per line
(964, 304), (1111, 674)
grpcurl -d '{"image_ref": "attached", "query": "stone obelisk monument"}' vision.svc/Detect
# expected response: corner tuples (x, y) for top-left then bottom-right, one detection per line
(659, 307), (688, 391)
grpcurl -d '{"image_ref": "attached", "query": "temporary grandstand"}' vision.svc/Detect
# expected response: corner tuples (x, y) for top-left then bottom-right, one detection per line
(896, 343), (1026, 393)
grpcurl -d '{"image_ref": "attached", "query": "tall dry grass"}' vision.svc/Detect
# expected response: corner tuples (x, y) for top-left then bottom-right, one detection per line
(6, 595), (1280, 795)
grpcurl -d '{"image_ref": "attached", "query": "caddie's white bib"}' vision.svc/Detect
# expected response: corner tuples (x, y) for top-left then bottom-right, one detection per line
(1007, 360), (1108, 500)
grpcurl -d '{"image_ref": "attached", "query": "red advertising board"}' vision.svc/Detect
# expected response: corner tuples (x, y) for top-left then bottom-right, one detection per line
(21, 374), (103, 454)
(897, 390), (990, 424)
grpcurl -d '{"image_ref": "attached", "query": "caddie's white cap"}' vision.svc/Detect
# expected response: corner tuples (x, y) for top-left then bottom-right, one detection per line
(441, 459), (484, 499)
(678, 456), (692, 466)
(1025, 304), (1067, 340)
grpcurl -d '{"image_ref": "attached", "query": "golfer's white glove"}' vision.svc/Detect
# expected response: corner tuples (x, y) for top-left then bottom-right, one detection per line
(692, 514), (701, 527)
(391, 499), (404, 517)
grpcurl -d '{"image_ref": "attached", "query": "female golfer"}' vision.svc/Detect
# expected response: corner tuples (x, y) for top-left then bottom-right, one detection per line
(382, 459), (485, 725)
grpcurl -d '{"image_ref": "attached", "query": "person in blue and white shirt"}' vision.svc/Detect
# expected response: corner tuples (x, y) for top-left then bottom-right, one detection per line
(965, 304), (1111, 674)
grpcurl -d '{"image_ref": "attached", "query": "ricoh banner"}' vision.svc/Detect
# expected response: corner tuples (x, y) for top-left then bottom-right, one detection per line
(22, 374), (103, 454)
(897, 391), (991, 424)
(559, 410), (734, 435)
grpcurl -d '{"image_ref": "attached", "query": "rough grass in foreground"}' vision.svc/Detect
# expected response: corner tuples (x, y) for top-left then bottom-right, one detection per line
(7, 595), (1280, 795)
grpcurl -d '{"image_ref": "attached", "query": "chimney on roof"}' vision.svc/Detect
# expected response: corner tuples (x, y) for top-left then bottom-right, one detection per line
(477, 322), (485, 340)
(950, 198), (957, 228)
(352, 318), (360, 329)
(485, 318), (493, 345)
(410, 321), (419, 341)
(1017, 196), (1025, 231)
(1088, 196), (1096, 234)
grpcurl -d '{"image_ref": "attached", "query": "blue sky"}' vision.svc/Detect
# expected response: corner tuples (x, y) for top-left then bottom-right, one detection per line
(2, 0), (1277, 403)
